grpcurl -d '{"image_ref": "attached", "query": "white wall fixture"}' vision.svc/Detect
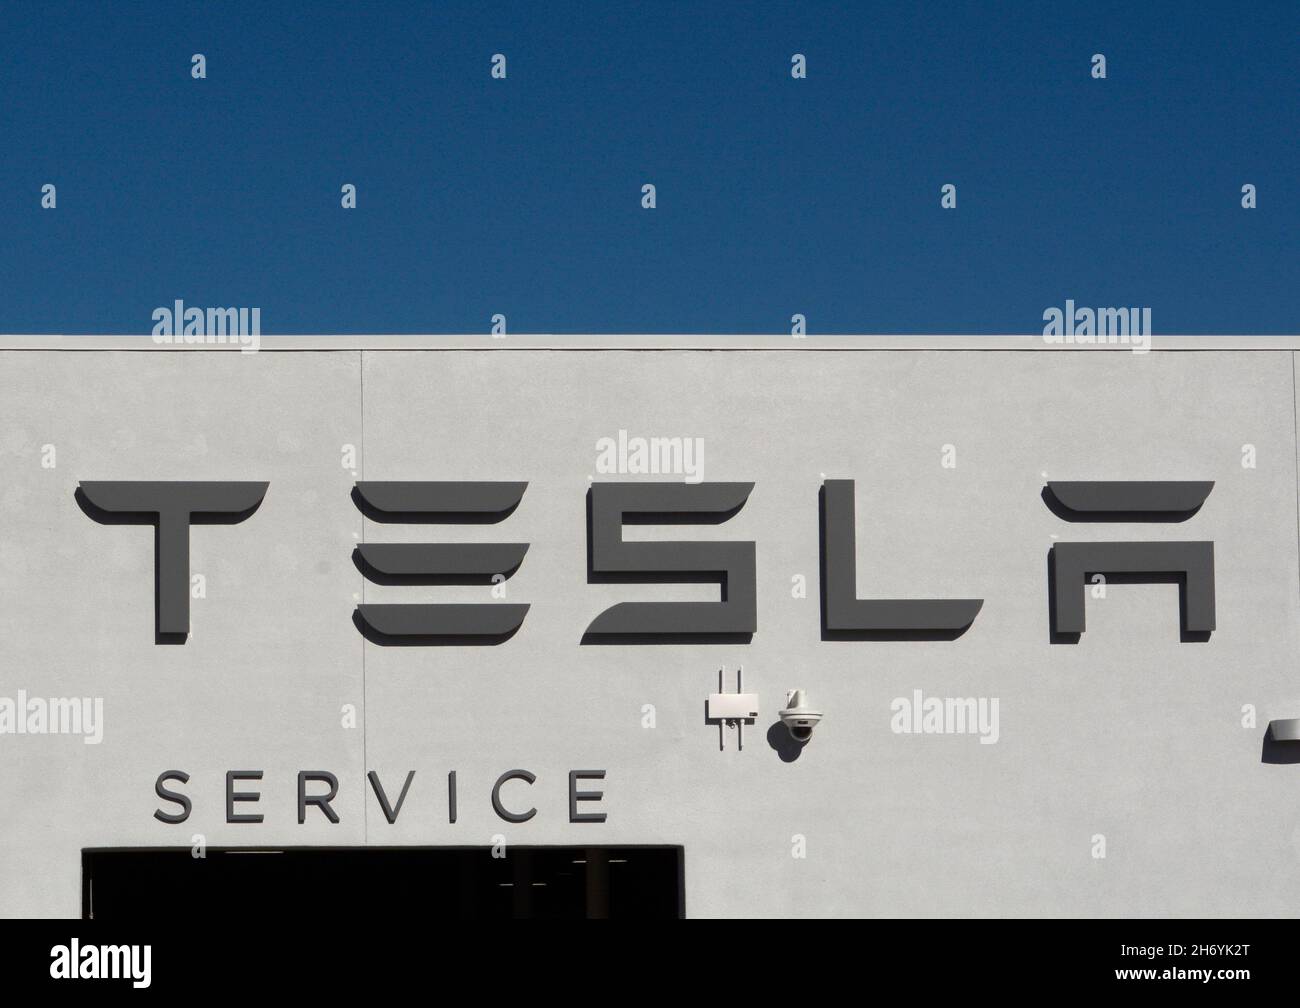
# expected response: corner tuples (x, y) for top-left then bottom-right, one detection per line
(707, 668), (758, 751)
(779, 689), (824, 743)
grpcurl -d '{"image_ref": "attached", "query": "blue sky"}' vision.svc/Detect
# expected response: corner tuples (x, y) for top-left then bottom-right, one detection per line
(0, 1), (1295, 335)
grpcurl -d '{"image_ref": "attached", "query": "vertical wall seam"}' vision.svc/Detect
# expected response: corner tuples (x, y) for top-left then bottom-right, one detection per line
(1292, 352), (1299, 629)
(360, 349), (367, 841)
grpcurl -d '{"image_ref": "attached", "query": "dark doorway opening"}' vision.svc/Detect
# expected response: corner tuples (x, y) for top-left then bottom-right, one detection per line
(83, 846), (684, 919)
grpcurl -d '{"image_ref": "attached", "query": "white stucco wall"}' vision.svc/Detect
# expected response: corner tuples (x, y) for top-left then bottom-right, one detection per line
(1, 342), (1297, 917)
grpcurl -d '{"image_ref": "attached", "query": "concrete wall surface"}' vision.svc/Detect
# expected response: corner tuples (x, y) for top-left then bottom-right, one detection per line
(1, 346), (1298, 917)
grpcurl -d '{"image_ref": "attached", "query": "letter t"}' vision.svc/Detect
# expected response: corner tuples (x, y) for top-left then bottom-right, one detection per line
(79, 481), (268, 640)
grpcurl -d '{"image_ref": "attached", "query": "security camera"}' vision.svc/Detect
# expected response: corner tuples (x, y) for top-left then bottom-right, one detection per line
(779, 689), (823, 742)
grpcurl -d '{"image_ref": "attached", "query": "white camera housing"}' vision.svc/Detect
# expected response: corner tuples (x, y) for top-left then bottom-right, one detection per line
(779, 689), (823, 742)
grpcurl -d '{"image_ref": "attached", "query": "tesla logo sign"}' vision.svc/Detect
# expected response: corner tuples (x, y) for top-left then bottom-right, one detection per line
(78, 478), (1216, 644)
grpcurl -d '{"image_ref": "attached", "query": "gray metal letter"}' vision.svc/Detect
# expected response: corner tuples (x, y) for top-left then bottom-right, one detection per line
(1046, 480), (1216, 638)
(569, 770), (607, 823)
(153, 770), (191, 825)
(1051, 541), (1216, 635)
(79, 481), (268, 640)
(585, 482), (756, 638)
(492, 769), (537, 823)
(226, 770), (264, 824)
(298, 770), (340, 824)
(821, 479), (983, 632)
(354, 481), (530, 641)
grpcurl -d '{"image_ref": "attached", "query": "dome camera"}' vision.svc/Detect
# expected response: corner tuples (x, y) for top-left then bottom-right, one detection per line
(779, 689), (823, 742)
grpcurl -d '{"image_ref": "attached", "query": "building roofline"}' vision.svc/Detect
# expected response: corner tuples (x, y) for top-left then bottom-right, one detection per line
(1, 334), (1297, 351)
